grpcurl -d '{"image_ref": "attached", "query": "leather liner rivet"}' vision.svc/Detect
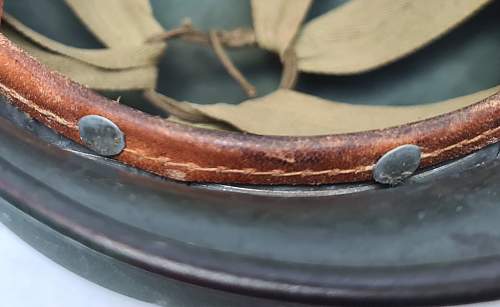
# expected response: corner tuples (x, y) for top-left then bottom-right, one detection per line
(373, 144), (421, 185)
(78, 115), (125, 156)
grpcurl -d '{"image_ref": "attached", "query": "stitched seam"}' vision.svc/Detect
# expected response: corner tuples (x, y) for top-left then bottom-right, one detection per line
(124, 123), (500, 176)
(123, 148), (374, 176)
(421, 125), (500, 158)
(2, 83), (499, 177)
(0, 83), (76, 128)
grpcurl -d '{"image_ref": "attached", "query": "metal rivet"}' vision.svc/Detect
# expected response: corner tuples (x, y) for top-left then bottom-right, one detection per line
(78, 115), (125, 156)
(373, 144), (421, 185)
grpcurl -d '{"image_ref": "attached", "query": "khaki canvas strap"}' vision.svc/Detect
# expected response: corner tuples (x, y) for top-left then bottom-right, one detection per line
(64, 0), (164, 47)
(251, 0), (312, 55)
(3, 14), (165, 70)
(295, 0), (492, 74)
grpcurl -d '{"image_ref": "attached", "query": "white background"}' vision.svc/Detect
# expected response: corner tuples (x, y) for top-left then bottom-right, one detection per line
(0, 222), (157, 307)
(0, 221), (499, 307)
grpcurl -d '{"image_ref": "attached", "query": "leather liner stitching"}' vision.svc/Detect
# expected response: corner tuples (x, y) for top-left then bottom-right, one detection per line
(2, 83), (499, 177)
(123, 148), (374, 176)
(0, 82), (76, 128)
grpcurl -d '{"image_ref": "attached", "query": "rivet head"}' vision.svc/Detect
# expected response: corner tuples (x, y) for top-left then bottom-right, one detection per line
(78, 115), (125, 156)
(373, 144), (421, 185)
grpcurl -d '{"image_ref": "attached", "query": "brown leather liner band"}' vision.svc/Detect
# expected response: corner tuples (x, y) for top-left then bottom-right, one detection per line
(0, 33), (499, 185)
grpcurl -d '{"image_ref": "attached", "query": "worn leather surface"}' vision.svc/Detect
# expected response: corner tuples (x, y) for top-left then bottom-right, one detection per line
(0, 31), (499, 185)
(0, 0), (499, 185)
